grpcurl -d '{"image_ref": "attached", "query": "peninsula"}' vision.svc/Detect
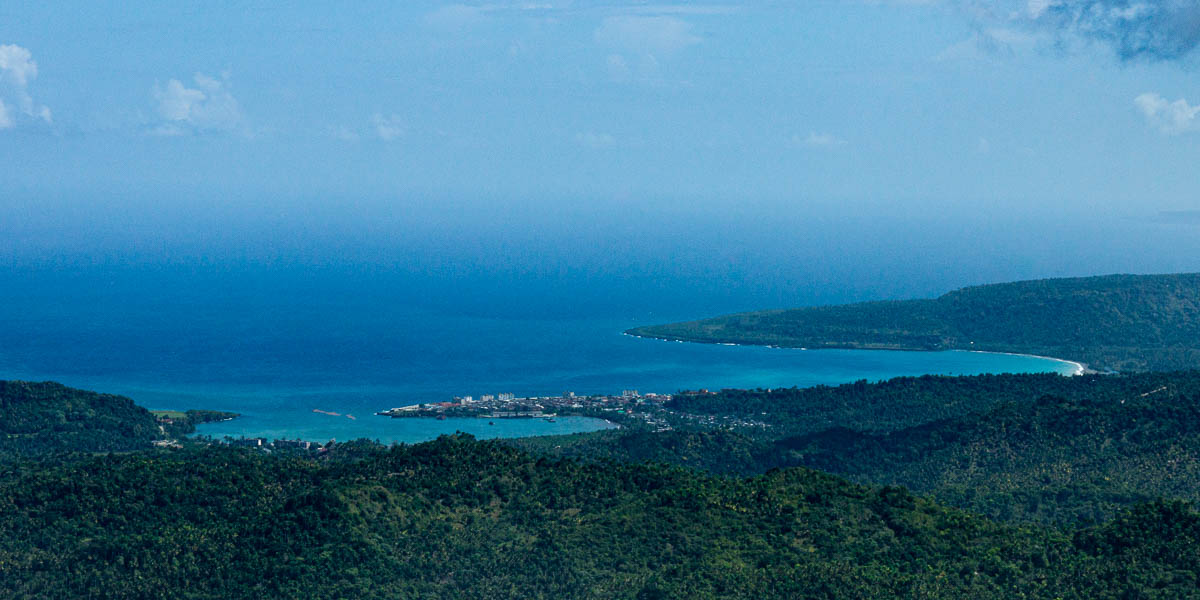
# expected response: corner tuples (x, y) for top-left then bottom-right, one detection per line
(627, 272), (1200, 372)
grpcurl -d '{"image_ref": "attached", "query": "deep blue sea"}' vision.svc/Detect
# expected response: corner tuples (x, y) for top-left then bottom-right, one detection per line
(6, 203), (1157, 444)
(0, 267), (1074, 443)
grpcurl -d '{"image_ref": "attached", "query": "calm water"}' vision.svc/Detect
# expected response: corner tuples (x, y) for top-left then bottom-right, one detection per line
(0, 291), (1073, 443)
(1, 202), (1188, 445)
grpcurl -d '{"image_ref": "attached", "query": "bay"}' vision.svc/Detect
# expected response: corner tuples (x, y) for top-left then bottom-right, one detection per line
(0, 305), (1073, 443)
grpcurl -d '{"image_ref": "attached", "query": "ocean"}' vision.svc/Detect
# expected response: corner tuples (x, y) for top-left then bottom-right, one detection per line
(4, 201), (1130, 444)
(0, 266), (1073, 443)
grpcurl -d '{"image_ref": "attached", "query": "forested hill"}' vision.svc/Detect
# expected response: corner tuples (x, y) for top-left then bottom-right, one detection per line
(627, 272), (1200, 372)
(0, 381), (162, 459)
(514, 371), (1200, 525)
(5, 435), (1200, 599)
(782, 390), (1200, 525)
(0, 381), (230, 460)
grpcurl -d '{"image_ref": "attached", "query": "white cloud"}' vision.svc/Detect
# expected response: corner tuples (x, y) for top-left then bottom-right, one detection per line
(0, 44), (52, 129)
(1025, 0), (1054, 19)
(0, 45), (37, 86)
(152, 72), (244, 135)
(1135, 92), (1200, 135)
(575, 131), (616, 148)
(372, 113), (405, 141)
(795, 132), (847, 148)
(594, 16), (701, 57)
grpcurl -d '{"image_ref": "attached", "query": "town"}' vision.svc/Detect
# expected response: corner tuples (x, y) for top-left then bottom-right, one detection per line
(376, 388), (774, 434)
(378, 389), (676, 431)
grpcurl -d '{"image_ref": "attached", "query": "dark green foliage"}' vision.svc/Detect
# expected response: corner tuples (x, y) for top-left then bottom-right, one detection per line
(1063, 501), (1200, 599)
(161, 409), (239, 438)
(668, 371), (1200, 439)
(629, 272), (1200, 371)
(521, 372), (1200, 525)
(3, 434), (1200, 599)
(0, 381), (162, 460)
(3, 378), (1200, 597)
(781, 389), (1200, 524)
(510, 429), (768, 475)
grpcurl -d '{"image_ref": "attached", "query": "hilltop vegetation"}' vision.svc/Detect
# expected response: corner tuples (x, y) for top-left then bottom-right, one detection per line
(5, 435), (1200, 599)
(628, 273), (1200, 371)
(0, 381), (234, 461)
(515, 371), (1200, 525)
(782, 390), (1200, 525)
(664, 371), (1200, 439)
(0, 381), (162, 460)
(7, 376), (1200, 596)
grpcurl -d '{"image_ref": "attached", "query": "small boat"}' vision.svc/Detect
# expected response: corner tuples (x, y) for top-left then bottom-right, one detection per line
(545, 417), (556, 423)
(436, 415), (446, 420)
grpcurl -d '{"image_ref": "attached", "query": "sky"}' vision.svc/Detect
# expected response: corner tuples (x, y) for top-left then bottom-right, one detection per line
(2, 1), (1200, 314)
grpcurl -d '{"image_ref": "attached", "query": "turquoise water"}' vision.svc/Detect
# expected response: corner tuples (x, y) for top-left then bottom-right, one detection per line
(0, 315), (1073, 443)
(186, 340), (1073, 443)
(198, 415), (618, 445)
(0, 271), (1075, 444)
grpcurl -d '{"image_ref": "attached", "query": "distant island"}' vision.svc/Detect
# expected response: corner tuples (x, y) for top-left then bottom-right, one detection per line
(627, 272), (1200, 372)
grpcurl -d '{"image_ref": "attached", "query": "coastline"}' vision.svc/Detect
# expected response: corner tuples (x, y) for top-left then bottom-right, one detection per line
(625, 331), (1088, 376)
(964, 350), (1088, 376)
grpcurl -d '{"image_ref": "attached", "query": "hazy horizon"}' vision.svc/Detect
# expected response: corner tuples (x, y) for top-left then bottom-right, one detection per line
(3, 1), (1200, 319)
(4, 2), (1200, 218)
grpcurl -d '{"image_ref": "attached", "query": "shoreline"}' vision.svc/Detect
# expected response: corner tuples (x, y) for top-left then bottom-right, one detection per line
(193, 414), (619, 445)
(625, 331), (1088, 376)
(964, 350), (1088, 376)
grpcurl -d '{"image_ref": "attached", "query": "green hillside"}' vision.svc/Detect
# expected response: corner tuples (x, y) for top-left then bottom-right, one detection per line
(661, 371), (1200, 439)
(0, 381), (235, 461)
(627, 273), (1200, 371)
(0, 381), (163, 460)
(5, 435), (1200, 599)
(8, 377), (1200, 597)
(515, 371), (1200, 525)
(781, 389), (1200, 525)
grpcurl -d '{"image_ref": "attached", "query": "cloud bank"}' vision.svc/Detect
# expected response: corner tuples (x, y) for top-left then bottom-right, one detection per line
(151, 73), (244, 135)
(970, 0), (1200, 61)
(1135, 92), (1199, 134)
(1037, 0), (1200, 60)
(0, 44), (52, 130)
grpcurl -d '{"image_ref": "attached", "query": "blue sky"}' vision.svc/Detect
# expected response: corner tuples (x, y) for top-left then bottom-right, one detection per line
(3, 1), (1200, 308)
(1, 1), (1196, 212)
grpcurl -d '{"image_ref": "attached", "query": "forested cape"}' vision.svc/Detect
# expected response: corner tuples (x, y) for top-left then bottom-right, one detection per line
(0, 381), (161, 459)
(0, 381), (231, 461)
(626, 272), (1200, 371)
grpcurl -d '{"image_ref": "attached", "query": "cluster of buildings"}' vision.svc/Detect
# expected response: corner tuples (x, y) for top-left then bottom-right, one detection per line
(223, 438), (326, 451)
(373, 388), (765, 435)
(377, 390), (673, 420)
